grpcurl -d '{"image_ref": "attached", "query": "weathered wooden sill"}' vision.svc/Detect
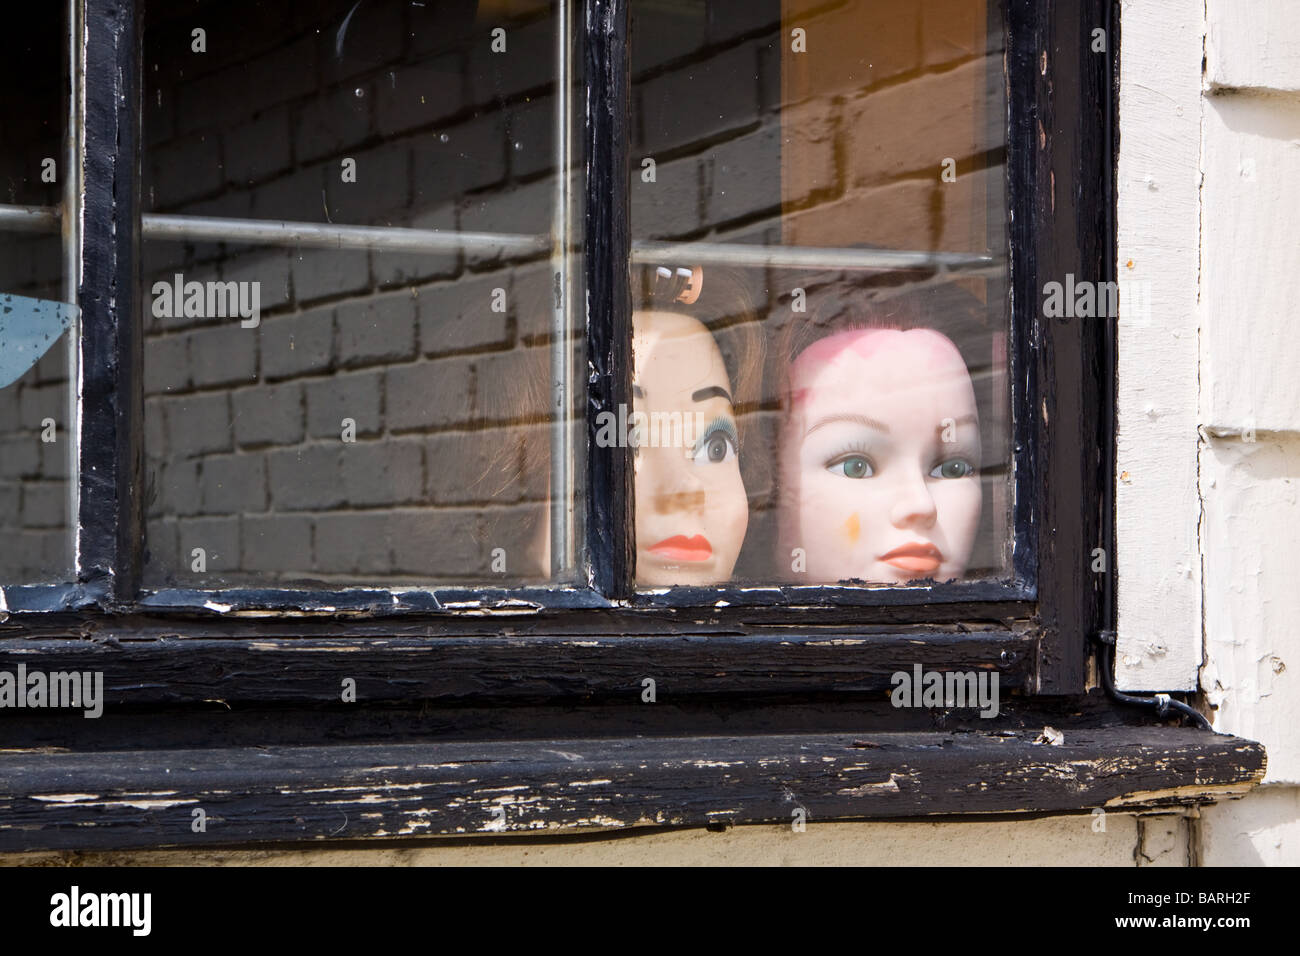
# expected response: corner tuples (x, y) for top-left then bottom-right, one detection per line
(0, 727), (1265, 852)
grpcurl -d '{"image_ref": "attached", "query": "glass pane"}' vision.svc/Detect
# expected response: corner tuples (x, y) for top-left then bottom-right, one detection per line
(630, 0), (1008, 588)
(0, 5), (75, 584)
(140, 0), (582, 589)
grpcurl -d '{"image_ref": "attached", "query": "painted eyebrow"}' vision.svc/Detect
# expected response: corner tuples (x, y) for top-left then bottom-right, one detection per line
(805, 413), (890, 436)
(691, 385), (732, 404)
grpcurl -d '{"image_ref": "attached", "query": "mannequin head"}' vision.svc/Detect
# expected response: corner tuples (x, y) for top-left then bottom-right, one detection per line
(468, 264), (763, 587)
(777, 289), (983, 584)
(632, 266), (763, 587)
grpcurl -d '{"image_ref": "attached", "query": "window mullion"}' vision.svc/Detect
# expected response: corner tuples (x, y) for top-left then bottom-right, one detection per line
(76, 0), (143, 603)
(583, 0), (633, 599)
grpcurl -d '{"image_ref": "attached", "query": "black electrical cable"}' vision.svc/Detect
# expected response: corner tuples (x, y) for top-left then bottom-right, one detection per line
(1093, 632), (1213, 730)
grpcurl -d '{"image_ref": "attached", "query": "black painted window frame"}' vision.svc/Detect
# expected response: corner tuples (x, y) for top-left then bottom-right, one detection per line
(5, 0), (1114, 709)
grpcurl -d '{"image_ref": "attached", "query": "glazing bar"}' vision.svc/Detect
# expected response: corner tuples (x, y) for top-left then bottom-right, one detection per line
(0, 204), (61, 232)
(141, 213), (550, 256)
(632, 240), (997, 272)
(549, 0), (575, 576)
(1, 204), (1000, 272)
(64, 0), (84, 574)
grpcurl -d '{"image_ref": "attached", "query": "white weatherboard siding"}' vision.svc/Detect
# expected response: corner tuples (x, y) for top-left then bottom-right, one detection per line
(1200, 93), (1300, 435)
(1199, 437), (1300, 782)
(1114, 0), (1204, 690)
(1198, 85), (1300, 782)
(1206, 0), (1300, 93)
(1116, 0), (1300, 789)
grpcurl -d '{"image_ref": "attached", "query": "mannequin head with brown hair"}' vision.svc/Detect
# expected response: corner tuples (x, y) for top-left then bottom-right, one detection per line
(775, 280), (985, 585)
(630, 263), (764, 586)
(467, 263), (765, 586)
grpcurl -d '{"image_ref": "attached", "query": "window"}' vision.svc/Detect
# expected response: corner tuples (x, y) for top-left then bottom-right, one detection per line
(0, 1), (1263, 850)
(0, 4), (76, 585)
(125, 0), (1014, 601)
(627, 0), (1010, 590)
(139, 0), (582, 590)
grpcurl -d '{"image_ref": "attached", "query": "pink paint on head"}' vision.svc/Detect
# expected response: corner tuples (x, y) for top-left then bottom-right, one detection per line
(788, 326), (965, 407)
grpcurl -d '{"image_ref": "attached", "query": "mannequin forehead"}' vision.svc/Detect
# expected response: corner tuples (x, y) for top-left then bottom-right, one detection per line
(633, 309), (730, 393)
(634, 308), (714, 347)
(780, 327), (977, 408)
(794, 326), (963, 374)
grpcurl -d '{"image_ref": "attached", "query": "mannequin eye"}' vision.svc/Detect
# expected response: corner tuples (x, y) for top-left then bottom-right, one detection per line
(930, 458), (976, 479)
(826, 454), (873, 479)
(691, 419), (739, 465)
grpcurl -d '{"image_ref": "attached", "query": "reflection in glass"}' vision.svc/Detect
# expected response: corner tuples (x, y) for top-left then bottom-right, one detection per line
(630, 0), (1009, 587)
(631, 267), (760, 587)
(140, 0), (580, 588)
(0, 5), (73, 583)
(776, 290), (984, 585)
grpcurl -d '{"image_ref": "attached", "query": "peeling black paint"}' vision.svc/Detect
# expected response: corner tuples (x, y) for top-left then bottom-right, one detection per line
(0, 628), (1037, 706)
(0, 727), (1266, 852)
(1006, 0), (1114, 692)
(585, 0), (633, 599)
(78, 0), (143, 604)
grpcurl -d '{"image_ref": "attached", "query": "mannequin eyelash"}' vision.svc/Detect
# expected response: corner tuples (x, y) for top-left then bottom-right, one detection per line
(824, 440), (873, 466)
(690, 416), (741, 457)
(931, 456), (980, 477)
(933, 443), (981, 466)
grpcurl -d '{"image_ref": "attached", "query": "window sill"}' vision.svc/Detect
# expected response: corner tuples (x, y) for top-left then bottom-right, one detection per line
(0, 726), (1265, 852)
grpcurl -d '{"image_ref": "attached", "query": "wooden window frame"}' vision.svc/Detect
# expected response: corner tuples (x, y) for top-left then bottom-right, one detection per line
(0, 0), (1265, 853)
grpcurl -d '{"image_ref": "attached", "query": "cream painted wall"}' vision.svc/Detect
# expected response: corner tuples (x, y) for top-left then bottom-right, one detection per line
(2, 813), (1191, 867)
(1200, 785), (1300, 865)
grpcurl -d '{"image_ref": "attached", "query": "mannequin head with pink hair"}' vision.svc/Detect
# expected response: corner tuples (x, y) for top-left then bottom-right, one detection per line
(776, 283), (986, 585)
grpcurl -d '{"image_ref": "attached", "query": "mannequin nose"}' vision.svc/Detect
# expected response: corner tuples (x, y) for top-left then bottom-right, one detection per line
(640, 445), (706, 514)
(888, 471), (938, 530)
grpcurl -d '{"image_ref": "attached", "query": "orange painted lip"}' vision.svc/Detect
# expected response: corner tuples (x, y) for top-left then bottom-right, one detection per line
(647, 534), (713, 562)
(879, 542), (943, 574)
